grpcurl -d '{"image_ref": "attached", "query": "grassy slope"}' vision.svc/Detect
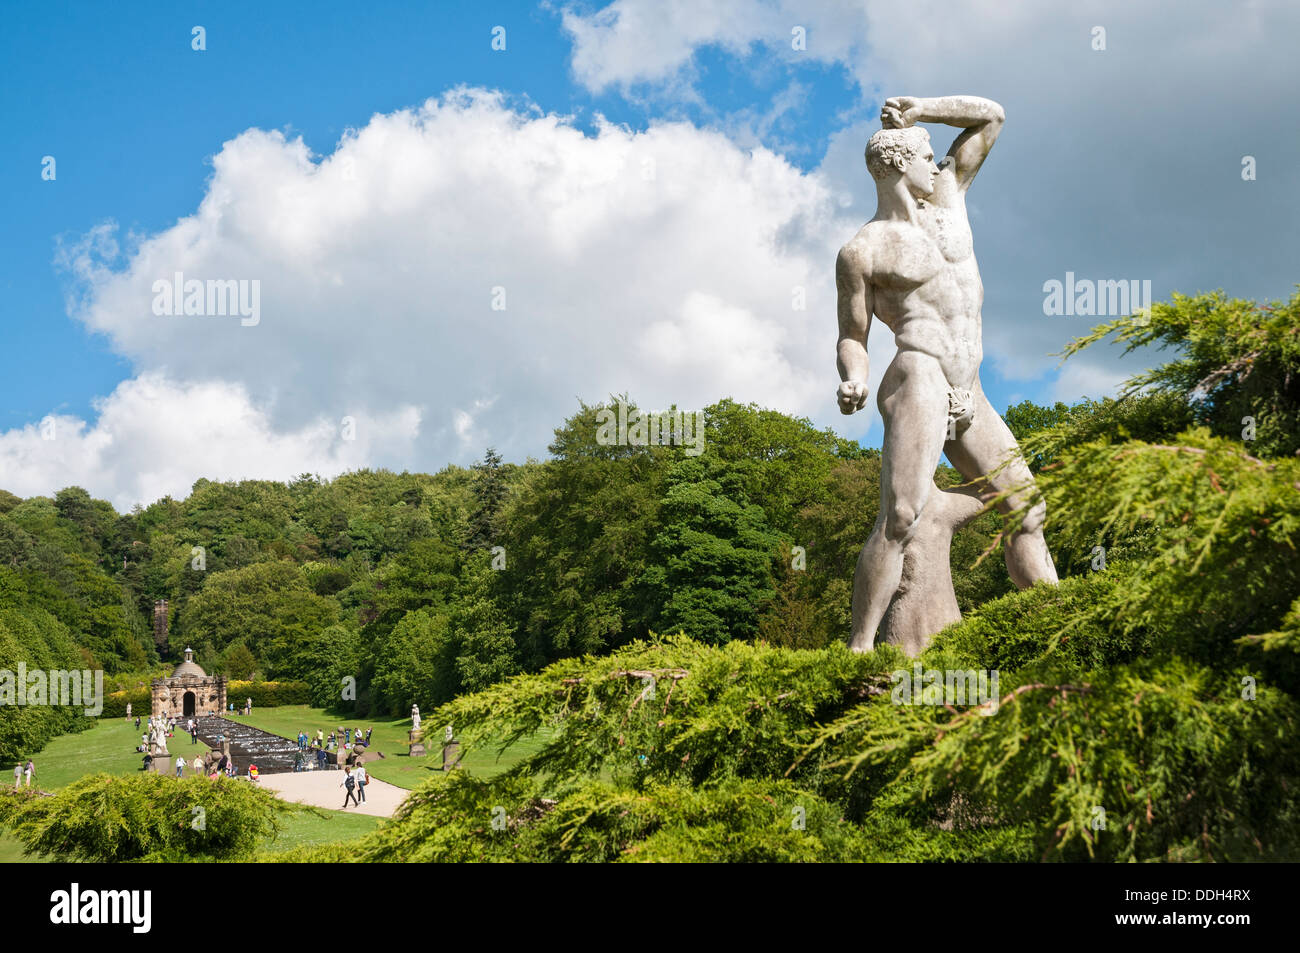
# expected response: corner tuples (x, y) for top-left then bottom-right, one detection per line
(1, 705), (553, 862)
(0, 717), (382, 863)
(231, 704), (553, 789)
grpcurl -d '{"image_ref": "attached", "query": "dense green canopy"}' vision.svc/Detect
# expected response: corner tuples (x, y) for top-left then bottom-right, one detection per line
(2, 285), (1297, 861)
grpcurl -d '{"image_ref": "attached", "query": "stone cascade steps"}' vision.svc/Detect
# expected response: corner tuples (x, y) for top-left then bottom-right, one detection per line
(194, 715), (336, 775)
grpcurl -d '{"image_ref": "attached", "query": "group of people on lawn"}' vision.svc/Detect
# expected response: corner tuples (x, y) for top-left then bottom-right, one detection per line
(290, 725), (374, 772)
(313, 726), (374, 750)
(288, 726), (375, 807)
(134, 714), (201, 749)
(170, 752), (244, 780)
(123, 710), (377, 799)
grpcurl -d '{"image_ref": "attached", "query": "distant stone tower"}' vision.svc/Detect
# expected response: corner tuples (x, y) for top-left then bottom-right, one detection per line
(153, 600), (169, 653)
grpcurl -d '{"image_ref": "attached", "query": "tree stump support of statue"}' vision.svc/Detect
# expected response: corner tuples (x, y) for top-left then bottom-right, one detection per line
(877, 482), (986, 656)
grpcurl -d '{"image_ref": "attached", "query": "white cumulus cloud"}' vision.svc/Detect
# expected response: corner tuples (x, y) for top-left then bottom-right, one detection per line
(0, 374), (420, 512)
(6, 88), (882, 506)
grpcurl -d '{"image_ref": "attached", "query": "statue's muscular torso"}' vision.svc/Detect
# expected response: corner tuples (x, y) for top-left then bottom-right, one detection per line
(841, 176), (983, 390)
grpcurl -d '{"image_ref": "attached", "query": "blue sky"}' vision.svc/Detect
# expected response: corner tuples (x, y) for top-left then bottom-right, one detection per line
(4, 1), (586, 423)
(3, 1), (1297, 508)
(4, 1), (862, 423)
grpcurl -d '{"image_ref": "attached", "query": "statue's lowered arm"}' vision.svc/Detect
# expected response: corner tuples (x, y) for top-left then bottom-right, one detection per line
(835, 246), (872, 416)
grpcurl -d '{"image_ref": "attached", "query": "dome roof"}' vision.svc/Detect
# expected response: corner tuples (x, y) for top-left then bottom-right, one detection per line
(171, 648), (206, 678)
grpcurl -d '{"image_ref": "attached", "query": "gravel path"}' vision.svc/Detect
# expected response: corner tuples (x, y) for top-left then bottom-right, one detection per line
(256, 770), (408, 818)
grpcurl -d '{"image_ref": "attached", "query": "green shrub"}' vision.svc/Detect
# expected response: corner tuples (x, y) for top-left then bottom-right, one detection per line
(227, 679), (311, 708)
(925, 572), (1151, 674)
(904, 658), (1300, 861)
(97, 680), (310, 718)
(270, 771), (873, 863)
(0, 596), (94, 760)
(0, 772), (300, 862)
(99, 687), (152, 719)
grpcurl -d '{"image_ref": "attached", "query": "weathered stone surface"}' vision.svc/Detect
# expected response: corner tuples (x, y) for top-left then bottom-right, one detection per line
(150, 647), (227, 720)
(835, 95), (1059, 656)
(878, 483), (985, 656)
(442, 740), (461, 771)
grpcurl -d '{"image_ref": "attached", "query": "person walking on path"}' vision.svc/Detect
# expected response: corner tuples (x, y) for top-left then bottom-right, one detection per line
(340, 768), (359, 809)
(12, 762), (21, 788)
(175, 756), (185, 778)
(23, 760), (34, 788)
(355, 764), (368, 803)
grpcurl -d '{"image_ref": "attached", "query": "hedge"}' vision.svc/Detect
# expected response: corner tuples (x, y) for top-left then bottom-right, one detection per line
(99, 688), (152, 719)
(98, 680), (311, 718)
(226, 680), (311, 708)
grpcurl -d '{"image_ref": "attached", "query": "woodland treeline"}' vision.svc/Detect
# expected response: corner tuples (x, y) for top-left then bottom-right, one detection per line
(3, 287), (1298, 862)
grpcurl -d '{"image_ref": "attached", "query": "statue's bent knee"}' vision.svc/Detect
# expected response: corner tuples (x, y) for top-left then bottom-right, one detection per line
(884, 500), (923, 541)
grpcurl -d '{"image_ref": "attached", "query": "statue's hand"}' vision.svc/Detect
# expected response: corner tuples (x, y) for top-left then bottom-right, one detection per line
(837, 380), (869, 415)
(882, 96), (922, 128)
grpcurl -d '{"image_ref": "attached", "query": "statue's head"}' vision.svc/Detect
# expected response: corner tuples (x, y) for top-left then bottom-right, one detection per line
(866, 126), (938, 197)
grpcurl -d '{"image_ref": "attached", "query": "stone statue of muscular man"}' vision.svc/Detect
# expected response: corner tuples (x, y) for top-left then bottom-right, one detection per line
(835, 95), (1058, 655)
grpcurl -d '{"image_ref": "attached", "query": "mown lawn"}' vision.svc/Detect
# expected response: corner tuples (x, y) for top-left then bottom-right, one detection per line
(15, 718), (205, 791)
(261, 808), (383, 854)
(233, 704), (555, 790)
(10, 708), (553, 796)
(0, 807), (382, 862)
(0, 716), (383, 863)
(228, 705), (411, 763)
(0, 705), (554, 862)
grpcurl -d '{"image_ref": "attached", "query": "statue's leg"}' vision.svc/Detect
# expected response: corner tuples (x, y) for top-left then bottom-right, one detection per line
(943, 383), (1059, 588)
(850, 351), (950, 651)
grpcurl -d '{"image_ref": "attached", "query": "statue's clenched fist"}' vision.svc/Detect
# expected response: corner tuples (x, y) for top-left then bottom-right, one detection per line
(837, 379), (869, 415)
(881, 96), (922, 129)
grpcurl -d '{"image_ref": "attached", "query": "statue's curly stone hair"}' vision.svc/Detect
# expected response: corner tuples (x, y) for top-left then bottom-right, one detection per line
(865, 126), (931, 180)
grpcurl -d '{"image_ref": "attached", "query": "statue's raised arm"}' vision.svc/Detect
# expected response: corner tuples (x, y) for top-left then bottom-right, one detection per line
(880, 95), (1004, 193)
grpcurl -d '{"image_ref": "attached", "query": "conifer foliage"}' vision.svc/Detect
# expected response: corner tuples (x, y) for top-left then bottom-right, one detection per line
(275, 287), (1300, 862)
(4, 286), (1298, 862)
